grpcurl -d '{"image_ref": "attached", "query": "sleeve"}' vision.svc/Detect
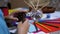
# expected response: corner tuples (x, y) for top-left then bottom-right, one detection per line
(0, 9), (10, 34)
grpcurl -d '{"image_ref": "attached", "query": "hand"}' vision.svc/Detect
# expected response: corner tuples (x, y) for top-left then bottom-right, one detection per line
(17, 19), (30, 34)
(5, 10), (28, 21)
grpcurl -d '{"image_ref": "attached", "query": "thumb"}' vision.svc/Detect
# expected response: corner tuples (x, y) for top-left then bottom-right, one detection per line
(18, 21), (22, 26)
(23, 19), (30, 26)
(23, 19), (29, 24)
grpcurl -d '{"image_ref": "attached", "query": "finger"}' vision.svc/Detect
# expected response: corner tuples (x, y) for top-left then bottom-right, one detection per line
(17, 21), (22, 29)
(11, 17), (18, 21)
(18, 21), (22, 27)
(19, 21), (22, 25)
(24, 19), (29, 23)
(23, 19), (30, 26)
(9, 16), (18, 21)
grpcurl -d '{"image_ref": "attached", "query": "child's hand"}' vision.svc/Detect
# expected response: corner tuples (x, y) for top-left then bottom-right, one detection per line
(5, 10), (28, 21)
(18, 19), (30, 34)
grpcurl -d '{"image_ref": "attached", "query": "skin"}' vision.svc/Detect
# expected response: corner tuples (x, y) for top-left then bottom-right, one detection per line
(5, 10), (30, 34)
(18, 19), (30, 34)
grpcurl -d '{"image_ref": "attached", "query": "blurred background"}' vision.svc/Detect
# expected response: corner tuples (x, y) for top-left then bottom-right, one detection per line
(0, 0), (60, 10)
(0, 0), (60, 34)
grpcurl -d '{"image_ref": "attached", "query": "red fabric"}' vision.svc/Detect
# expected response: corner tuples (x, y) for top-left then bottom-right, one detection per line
(2, 8), (9, 16)
(35, 22), (60, 33)
(35, 23), (50, 33)
(42, 23), (60, 32)
(46, 23), (60, 29)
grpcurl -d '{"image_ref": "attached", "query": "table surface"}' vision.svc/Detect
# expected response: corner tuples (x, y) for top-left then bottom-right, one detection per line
(9, 11), (60, 34)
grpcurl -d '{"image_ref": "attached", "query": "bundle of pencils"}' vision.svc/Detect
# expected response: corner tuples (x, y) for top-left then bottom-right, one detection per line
(24, 0), (50, 11)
